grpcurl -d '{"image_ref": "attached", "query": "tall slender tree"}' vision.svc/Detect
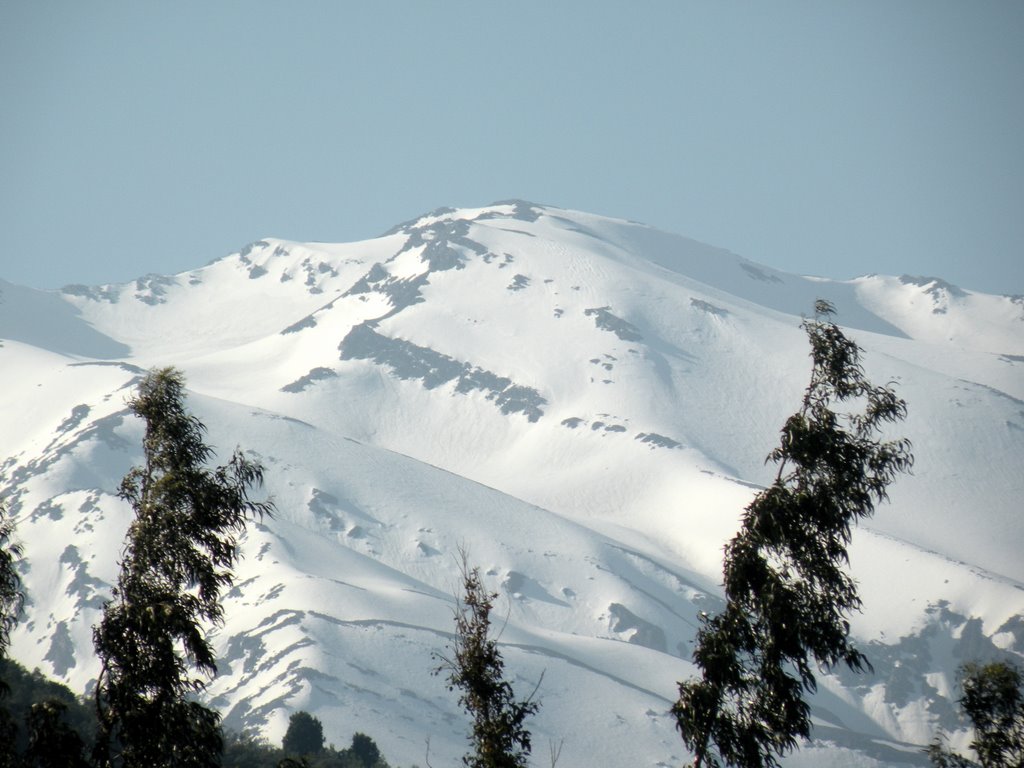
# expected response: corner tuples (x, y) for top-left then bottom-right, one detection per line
(436, 553), (539, 768)
(0, 497), (23, 666)
(93, 367), (273, 767)
(674, 301), (913, 768)
(0, 494), (24, 761)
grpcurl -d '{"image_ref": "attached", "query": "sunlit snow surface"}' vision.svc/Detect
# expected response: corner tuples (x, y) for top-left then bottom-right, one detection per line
(1, 201), (1022, 767)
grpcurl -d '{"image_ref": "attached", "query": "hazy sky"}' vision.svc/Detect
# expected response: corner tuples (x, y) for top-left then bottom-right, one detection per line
(2, 2), (1022, 294)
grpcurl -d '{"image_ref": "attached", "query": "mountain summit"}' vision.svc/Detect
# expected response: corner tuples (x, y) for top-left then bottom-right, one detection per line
(1, 201), (1022, 767)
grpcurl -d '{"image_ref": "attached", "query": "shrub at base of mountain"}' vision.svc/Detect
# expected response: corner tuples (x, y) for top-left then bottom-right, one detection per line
(0, 666), (395, 768)
(23, 698), (90, 768)
(283, 711), (325, 757)
(274, 718), (391, 768)
(927, 661), (1024, 768)
(0, 658), (94, 763)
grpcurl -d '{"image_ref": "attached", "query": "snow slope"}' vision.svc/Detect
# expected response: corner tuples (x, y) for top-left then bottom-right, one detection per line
(1, 201), (1021, 767)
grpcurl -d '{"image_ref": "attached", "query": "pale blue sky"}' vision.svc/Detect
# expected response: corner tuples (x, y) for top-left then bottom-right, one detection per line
(2, 1), (1022, 294)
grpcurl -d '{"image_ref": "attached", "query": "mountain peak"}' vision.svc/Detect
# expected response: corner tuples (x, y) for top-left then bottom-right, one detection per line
(381, 199), (550, 236)
(1, 203), (1021, 768)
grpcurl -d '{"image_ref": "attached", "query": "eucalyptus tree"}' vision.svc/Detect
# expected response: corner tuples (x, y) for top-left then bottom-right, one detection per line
(437, 554), (539, 768)
(93, 367), (273, 767)
(0, 495), (24, 760)
(674, 301), (913, 768)
(0, 497), (22, 664)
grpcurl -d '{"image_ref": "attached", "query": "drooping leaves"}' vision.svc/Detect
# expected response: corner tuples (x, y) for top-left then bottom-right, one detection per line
(0, 497), (23, 664)
(674, 301), (913, 768)
(436, 554), (539, 768)
(93, 367), (272, 768)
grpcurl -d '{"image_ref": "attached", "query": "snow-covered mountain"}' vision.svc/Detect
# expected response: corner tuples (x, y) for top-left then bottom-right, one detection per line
(1, 200), (1021, 767)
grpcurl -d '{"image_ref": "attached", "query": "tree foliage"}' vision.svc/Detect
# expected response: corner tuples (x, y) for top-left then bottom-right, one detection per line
(271, 727), (389, 768)
(437, 554), (539, 768)
(927, 661), (1024, 768)
(93, 367), (273, 767)
(0, 495), (24, 763)
(282, 711), (325, 757)
(0, 658), (95, 761)
(673, 300), (913, 768)
(24, 698), (90, 768)
(0, 497), (23, 665)
(349, 733), (381, 767)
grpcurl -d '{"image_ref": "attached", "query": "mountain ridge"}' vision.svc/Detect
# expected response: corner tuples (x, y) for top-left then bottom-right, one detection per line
(1, 201), (1021, 767)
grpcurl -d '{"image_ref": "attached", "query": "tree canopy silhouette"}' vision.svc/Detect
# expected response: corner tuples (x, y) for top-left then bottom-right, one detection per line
(282, 711), (324, 757)
(928, 660), (1024, 768)
(436, 553), (539, 768)
(0, 497), (23, 665)
(674, 301), (913, 768)
(93, 367), (273, 768)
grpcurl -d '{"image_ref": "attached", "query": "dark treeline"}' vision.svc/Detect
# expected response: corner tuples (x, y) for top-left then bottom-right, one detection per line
(0, 655), (393, 768)
(0, 657), (94, 762)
